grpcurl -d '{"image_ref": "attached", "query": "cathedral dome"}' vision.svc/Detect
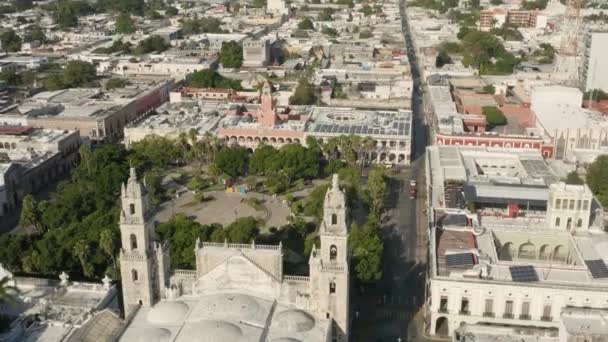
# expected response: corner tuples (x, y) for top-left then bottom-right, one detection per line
(273, 309), (315, 333)
(177, 320), (243, 341)
(194, 293), (261, 319)
(147, 301), (189, 324)
(126, 327), (171, 342)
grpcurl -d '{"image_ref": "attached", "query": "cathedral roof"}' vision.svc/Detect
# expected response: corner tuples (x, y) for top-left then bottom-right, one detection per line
(120, 293), (330, 342)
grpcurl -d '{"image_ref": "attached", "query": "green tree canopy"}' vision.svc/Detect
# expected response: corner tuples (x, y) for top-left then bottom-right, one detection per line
(219, 41), (243, 68)
(129, 135), (179, 170)
(133, 35), (170, 55)
(521, 0), (548, 10)
(23, 25), (46, 43)
(20, 194), (43, 234)
(349, 220), (383, 282)
(0, 30), (22, 52)
(565, 171), (584, 185)
(181, 17), (224, 35)
(0, 70), (21, 87)
(584, 89), (608, 101)
(226, 217), (259, 243)
(165, 6), (178, 16)
(45, 60), (98, 91)
(318, 8), (334, 20)
(289, 78), (317, 105)
(115, 13), (136, 34)
(156, 214), (221, 268)
(105, 78), (129, 90)
(367, 166), (387, 219)
(249, 144), (277, 175)
(297, 18), (314, 30)
(587, 155), (608, 206)
(435, 50), (452, 68)
(214, 146), (249, 177)
(93, 39), (132, 54)
(53, 0), (94, 29)
(482, 106), (507, 127)
(187, 69), (242, 90)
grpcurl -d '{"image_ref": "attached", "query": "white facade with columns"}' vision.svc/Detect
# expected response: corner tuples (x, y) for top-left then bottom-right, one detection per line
(426, 183), (608, 340)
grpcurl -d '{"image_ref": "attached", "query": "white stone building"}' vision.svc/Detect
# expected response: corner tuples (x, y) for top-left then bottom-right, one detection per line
(118, 171), (351, 341)
(425, 180), (608, 341)
(531, 86), (608, 163)
(242, 38), (271, 67)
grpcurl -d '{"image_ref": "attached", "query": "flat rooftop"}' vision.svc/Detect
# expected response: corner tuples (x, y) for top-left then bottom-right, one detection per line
(127, 102), (223, 134)
(427, 146), (561, 207)
(307, 107), (412, 138)
(434, 211), (608, 289)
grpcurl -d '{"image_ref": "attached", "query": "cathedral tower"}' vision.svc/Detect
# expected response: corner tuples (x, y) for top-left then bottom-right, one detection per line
(119, 168), (170, 316)
(309, 174), (350, 342)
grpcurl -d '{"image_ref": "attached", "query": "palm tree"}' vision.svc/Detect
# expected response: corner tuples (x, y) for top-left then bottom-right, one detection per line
(73, 240), (91, 277)
(323, 137), (340, 161)
(99, 230), (118, 279)
(357, 136), (377, 172)
(177, 132), (190, 164)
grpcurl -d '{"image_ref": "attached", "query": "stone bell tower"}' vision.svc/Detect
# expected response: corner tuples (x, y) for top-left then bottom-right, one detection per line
(309, 174), (350, 342)
(119, 168), (170, 316)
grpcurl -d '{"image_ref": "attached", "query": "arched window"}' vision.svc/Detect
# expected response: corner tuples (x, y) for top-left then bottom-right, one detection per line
(330, 245), (337, 261)
(129, 203), (135, 215)
(329, 282), (336, 294)
(331, 214), (337, 225)
(130, 234), (138, 250)
(555, 217), (560, 227)
(576, 218), (583, 228)
(131, 269), (138, 281)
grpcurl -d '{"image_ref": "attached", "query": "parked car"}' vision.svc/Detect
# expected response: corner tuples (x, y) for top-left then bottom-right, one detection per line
(410, 180), (417, 199)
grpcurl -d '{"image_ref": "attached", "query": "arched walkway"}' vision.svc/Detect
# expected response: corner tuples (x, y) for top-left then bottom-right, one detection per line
(554, 245), (566, 262)
(539, 244), (551, 260)
(518, 242), (536, 259)
(436, 317), (449, 336)
(499, 242), (514, 261)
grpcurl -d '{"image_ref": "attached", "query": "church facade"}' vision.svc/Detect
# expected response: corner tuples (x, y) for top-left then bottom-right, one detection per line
(118, 170), (351, 341)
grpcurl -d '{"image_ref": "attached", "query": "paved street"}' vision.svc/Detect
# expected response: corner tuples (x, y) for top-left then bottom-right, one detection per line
(350, 1), (432, 341)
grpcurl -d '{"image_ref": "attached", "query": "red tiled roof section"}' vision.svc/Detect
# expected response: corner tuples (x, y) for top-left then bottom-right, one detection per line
(0, 126), (33, 135)
(500, 104), (535, 128)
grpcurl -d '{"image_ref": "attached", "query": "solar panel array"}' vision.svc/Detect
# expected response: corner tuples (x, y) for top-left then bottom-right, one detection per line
(445, 253), (475, 267)
(585, 259), (608, 279)
(310, 122), (410, 136)
(509, 265), (539, 282)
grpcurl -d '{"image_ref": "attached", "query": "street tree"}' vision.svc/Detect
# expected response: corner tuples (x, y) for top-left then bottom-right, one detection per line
(115, 13), (136, 34)
(73, 240), (92, 277)
(367, 166), (387, 219)
(586, 155), (608, 206)
(99, 229), (119, 278)
(349, 220), (383, 282)
(0, 30), (22, 52)
(20, 194), (44, 234)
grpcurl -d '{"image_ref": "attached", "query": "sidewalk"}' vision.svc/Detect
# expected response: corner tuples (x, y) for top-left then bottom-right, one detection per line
(407, 308), (451, 342)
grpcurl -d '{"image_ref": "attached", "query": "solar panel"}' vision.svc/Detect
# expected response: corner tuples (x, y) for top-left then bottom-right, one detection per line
(509, 265), (539, 282)
(585, 259), (608, 279)
(445, 253), (475, 267)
